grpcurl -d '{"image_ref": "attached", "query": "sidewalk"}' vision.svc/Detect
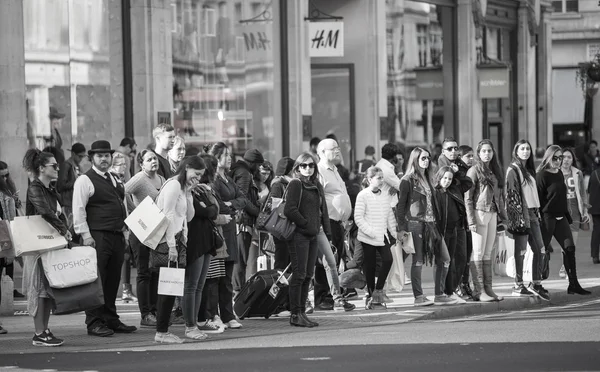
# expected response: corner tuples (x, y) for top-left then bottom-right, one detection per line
(1, 232), (599, 354)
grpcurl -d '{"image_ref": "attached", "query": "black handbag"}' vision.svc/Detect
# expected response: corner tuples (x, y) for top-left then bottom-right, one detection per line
(150, 233), (187, 268)
(264, 185), (302, 241)
(211, 221), (225, 250)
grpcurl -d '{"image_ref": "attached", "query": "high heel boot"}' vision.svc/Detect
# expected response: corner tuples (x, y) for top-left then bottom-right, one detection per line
(483, 260), (503, 301)
(564, 250), (591, 295)
(470, 261), (495, 302)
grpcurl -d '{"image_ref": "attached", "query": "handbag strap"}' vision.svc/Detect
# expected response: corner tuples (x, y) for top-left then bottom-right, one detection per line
(283, 179), (302, 210)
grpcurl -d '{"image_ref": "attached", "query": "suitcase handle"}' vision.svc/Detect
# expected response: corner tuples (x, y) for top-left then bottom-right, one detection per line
(275, 263), (292, 285)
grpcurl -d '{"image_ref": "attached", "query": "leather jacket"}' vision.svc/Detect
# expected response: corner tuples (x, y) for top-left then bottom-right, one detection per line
(26, 179), (68, 236)
(397, 174), (438, 232)
(464, 166), (507, 227)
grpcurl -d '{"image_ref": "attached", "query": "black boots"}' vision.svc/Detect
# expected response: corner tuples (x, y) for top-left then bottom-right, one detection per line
(290, 312), (318, 328)
(564, 249), (591, 295)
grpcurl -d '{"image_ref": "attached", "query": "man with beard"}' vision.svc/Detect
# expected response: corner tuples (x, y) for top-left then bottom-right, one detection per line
(436, 137), (474, 300)
(73, 140), (137, 337)
(153, 124), (176, 178)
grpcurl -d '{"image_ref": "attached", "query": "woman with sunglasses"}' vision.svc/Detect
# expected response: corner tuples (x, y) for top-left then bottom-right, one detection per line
(536, 146), (590, 295)
(560, 148), (590, 278)
(505, 139), (548, 300)
(397, 148), (455, 306)
(22, 149), (72, 346)
(284, 152), (331, 327)
(464, 139), (506, 302)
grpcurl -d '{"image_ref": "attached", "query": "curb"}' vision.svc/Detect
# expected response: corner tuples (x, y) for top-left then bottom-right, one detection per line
(410, 285), (600, 322)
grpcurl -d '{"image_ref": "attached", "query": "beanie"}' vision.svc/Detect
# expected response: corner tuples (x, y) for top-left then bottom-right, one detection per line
(275, 157), (295, 176)
(243, 149), (265, 164)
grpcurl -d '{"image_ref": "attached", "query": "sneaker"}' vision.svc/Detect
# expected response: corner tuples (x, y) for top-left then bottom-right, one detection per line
(225, 319), (243, 329)
(121, 288), (137, 302)
(185, 327), (208, 340)
(404, 272), (412, 285)
(0, 325), (6, 335)
(559, 265), (566, 279)
(434, 295), (458, 306)
(448, 293), (466, 304)
(414, 296), (434, 307)
(316, 301), (334, 311)
(334, 298), (356, 312)
(212, 315), (224, 328)
(197, 320), (224, 334)
(342, 288), (358, 299)
(526, 283), (542, 297)
(32, 330), (64, 347)
(512, 284), (533, 297)
(154, 332), (184, 344)
(305, 300), (314, 314)
(274, 310), (291, 317)
(534, 284), (550, 301)
(140, 314), (157, 328)
(170, 312), (185, 325)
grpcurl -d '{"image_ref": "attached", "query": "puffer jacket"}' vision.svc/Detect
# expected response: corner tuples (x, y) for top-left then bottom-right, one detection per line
(464, 166), (507, 227)
(230, 160), (260, 227)
(396, 174), (438, 232)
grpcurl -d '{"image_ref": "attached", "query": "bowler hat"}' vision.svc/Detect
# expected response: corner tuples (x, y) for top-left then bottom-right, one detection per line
(88, 140), (115, 155)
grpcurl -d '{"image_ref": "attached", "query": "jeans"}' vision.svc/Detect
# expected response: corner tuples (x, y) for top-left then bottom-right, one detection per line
(408, 221), (425, 298)
(540, 215), (575, 252)
(182, 254), (211, 327)
(288, 232), (319, 314)
(85, 230), (125, 329)
(591, 215), (600, 259)
(273, 236), (290, 270)
(233, 231), (258, 292)
(219, 261), (236, 323)
(362, 241), (393, 296)
(462, 228), (473, 284)
(316, 228), (341, 299)
(130, 233), (158, 318)
(156, 294), (176, 333)
(435, 231), (451, 296)
(443, 226), (462, 295)
(513, 209), (545, 285)
(471, 211), (497, 261)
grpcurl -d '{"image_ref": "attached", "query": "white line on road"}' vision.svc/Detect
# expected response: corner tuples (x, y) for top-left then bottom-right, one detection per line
(301, 357), (331, 361)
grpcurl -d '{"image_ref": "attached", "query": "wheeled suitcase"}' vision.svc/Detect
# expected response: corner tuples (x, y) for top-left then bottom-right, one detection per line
(233, 264), (290, 319)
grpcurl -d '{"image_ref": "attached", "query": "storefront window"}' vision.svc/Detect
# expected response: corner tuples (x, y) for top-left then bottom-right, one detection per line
(171, 0), (281, 162)
(385, 0), (445, 149)
(23, 0), (122, 163)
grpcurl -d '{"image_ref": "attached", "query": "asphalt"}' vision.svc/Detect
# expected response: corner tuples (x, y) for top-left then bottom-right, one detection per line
(0, 231), (599, 355)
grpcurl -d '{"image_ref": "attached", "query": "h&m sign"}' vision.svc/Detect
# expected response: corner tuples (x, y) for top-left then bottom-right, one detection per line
(309, 22), (344, 57)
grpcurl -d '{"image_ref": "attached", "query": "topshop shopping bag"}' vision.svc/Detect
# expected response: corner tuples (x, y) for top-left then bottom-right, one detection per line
(41, 246), (98, 288)
(125, 196), (169, 250)
(10, 215), (68, 256)
(386, 240), (406, 292)
(45, 276), (104, 315)
(158, 264), (185, 296)
(494, 231), (514, 277)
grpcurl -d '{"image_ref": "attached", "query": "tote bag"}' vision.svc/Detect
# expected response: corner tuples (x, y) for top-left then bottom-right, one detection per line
(386, 240), (406, 292)
(158, 264), (185, 296)
(10, 215), (68, 256)
(41, 246), (98, 288)
(125, 196), (169, 250)
(494, 231), (514, 277)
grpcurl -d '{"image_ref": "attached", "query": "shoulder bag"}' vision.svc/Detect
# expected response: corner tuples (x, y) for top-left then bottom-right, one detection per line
(264, 181), (302, 241)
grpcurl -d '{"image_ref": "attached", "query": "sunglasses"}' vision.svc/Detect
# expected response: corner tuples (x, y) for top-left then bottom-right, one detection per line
(552, 155), (564, 162)
(45, 163), (60, 170)
(299, 163), (316, 170)
(420, 156), (431, 161)
(444, 146), (459, 152)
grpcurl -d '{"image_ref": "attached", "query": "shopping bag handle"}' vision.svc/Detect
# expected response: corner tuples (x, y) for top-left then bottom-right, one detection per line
(167, 260), (179, 269)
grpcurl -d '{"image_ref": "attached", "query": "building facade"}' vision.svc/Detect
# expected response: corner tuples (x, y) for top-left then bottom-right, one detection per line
(0, 0), (550, 194)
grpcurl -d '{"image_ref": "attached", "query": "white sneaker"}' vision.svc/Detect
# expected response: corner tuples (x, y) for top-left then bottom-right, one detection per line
(212, 315), (224, 328)
(559, 265), (567, 279)
(225, 319), (243, 329)
(404, 273), (412, 284)
(449, 294), (467, 305)
(197, 320), (224, 334)
(154, 332), (183, 344)
(434, 294), (458, 306)
(185, 327), (208, 340)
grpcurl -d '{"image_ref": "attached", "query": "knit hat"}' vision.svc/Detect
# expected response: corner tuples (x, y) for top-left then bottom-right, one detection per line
(243, 149), (264, 164)
(275, 157), (295, 176)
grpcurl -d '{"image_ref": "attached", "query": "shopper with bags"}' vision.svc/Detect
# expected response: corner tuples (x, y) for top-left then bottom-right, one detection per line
(284, 152), (331, 327)
(73, 140), (137, 337)
(125, 149), (166, 328)
(21, 149), (72, 346)
(536, 146), (591, 296)
(269, 157), (295, 270)
(209, 142), (246, 330)
(464, 139), (506, 302)
(354, 166), (396, 309)
(505, 139), (548, 300)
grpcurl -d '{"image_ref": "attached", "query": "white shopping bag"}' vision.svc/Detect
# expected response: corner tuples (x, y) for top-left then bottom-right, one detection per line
(400, 232), (416, 255)
(158, 265), (185, 296)
(504, 235), (533, 281)
(521, 248), (534, 283)
(125, 196), (169, 250)
(41, 246), (98, 288)
(10, 215), (68, 256)
(385, 240), (405, 292)
(494, 232), (514, 277)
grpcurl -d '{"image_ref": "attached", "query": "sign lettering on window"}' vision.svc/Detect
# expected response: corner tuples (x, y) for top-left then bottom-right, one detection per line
(309, 22), (344, 57)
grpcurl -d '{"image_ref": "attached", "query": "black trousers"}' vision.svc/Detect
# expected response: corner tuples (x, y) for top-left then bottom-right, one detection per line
(85, 230), (125, 329)
(219, 261), (236, 323)
(362, 242), (393, 296)
(156, 294), (176, 333)
(130, 233), (158, 318)
(591, 215), (600, 259)
(445, 227), (467, 295)
(461, 228), (473, 284)
(314, 220), (344, 305)
(233, 231), (254, 292)
(273, 236), (290, 271)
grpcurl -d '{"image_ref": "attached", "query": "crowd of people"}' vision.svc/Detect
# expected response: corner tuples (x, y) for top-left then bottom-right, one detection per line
(0, 124), (598, 346)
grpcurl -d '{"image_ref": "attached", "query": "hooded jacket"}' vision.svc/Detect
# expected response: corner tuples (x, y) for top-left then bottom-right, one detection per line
(230, 160), (260, 227)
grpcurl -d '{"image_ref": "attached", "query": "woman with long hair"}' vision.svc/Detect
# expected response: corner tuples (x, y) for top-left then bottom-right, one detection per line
(560, 148), (590, 278)
(397, 148), (455, 306)
(209, 142), (246, 330)
(125, 149), (165, 328)
(354, 166), (396, 309)
(154, 156), (205, 343)
(505, 139), (548, 300)
(284, 152), (331, 327)
(22, 149), (72, 346)
(536, 146), (590, 295)
(464, 139), (506, 302)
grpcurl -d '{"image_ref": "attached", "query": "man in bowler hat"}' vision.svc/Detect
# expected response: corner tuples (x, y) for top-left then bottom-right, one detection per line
(72, 140), (137, 337)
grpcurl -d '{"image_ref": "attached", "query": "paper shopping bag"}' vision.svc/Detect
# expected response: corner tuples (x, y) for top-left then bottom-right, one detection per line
(125, 196), (169, 250)
(158, 266), (185, 296)
(400, 233), (416, 254)
(10, 215), (68, 256)
(494, 232), (514, 277)
(386, 240), (406, 292)
(46, 276), (104, 315)
(41, 246), (98, 288)
(0, 220), (15, 259)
